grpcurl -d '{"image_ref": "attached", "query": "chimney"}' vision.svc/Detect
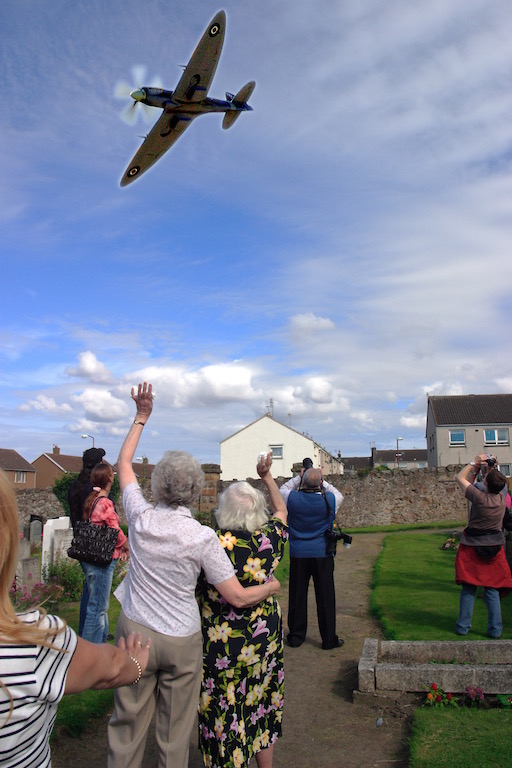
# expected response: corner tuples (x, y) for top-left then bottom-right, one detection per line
(53, 445), (60, 456)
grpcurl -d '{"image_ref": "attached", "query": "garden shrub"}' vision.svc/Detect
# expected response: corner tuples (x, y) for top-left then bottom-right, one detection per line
(11, 580), (64, 611)
(43, 557), (85, 602)
(52, 473), (121, 516)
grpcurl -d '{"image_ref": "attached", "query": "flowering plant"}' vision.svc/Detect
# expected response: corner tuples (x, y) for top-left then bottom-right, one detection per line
(10, 579), (64, 611)
(441, 537), (458, 550)
(463, 686), (485, 707)
(423, 682), (458, 708)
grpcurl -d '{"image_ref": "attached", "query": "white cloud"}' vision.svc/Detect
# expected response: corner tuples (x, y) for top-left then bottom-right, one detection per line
(19, 395), (73, 414)
(71, 389), (129, 423)
(294, 378), (334, 405)
(66, 352), (115, 385)
(289, 314), (336, 336)
(400, 415), (426, 430)
(120, 361), (264, 410)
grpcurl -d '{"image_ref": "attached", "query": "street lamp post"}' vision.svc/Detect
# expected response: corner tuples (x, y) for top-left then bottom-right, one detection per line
(81, 434), (95, 448)
(396, 437), (403, 468)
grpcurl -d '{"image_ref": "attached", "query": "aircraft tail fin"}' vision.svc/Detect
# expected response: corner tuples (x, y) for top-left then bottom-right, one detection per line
(222, 81), (255, 129)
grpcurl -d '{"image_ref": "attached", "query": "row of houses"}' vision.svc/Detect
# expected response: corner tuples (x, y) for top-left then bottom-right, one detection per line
(2, 394), (512, 488)
(0, 446), (154, 490)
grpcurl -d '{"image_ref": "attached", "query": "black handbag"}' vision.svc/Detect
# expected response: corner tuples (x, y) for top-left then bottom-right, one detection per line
(68, 499), (119, 566)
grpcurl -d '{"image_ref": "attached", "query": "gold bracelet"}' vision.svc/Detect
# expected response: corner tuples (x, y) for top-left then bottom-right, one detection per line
(129, 656), (143, 684)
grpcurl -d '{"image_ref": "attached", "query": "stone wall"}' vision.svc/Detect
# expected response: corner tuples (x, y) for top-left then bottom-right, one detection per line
(331, 466), (467, 527)
(15, 487), (65, 526)
(227, 466), (468, 528)
(14, 466), (468, 531)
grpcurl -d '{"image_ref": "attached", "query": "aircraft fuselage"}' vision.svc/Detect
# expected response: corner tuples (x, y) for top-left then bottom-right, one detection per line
(133, 87), (252, 115)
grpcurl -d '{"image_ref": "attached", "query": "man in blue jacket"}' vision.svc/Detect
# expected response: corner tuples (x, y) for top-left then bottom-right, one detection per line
(280, 462), (344, 650)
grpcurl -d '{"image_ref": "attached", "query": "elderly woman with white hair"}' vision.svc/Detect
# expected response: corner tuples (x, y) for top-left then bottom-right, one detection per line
(107, 384), (280, 768)
(197, 452), (289, 768)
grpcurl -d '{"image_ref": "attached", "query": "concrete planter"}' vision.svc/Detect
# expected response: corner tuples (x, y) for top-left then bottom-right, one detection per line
(358, 638), (512, 694)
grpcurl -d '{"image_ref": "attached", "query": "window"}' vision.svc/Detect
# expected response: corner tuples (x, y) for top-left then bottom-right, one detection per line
(484, 428), (509, 446)
(449, 430), (465, 446)
(269, 444), (283, 459)
(14, 471), (26, 484)
(499, 464), (511, 477)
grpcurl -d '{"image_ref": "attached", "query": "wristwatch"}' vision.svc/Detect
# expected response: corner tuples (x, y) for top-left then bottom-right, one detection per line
(469, 461), (475, 466)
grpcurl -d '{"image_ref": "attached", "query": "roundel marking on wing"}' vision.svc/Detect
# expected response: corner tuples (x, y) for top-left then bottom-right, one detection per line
(209, 23), (220, 36)
(128, 166), (140, 177)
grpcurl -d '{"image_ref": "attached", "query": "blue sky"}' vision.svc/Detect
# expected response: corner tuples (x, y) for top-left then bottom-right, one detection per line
(1, 0), (511, 467)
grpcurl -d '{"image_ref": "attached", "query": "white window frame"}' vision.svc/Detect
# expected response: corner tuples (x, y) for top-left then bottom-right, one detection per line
(449, 430), (465, 446)
(499, 463), (511, 477)
(14, 471), (26, 484)
(484, 428), (509, 446)
(269, 444), (283, 459)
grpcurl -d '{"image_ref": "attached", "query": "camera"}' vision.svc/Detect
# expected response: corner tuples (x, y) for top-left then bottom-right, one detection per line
(481, 454), (497, 476)
(325, 528), (352, 556)
(302, 457), (314, 470)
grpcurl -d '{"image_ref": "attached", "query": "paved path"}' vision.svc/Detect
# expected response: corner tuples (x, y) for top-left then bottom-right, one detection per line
(52, 533), (413, 767)
(269, 532), (411, 768)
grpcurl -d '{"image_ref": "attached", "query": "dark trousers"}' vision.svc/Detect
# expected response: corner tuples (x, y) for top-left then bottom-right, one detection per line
(287, 556), (338, 648)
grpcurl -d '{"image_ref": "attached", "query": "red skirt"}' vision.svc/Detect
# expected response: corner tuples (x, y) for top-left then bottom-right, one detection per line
(455, 543), (512, 589)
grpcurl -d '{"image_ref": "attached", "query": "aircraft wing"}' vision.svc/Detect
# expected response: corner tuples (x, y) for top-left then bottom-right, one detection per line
(173, 10), (226, 103)
(120, 112), (196, 186)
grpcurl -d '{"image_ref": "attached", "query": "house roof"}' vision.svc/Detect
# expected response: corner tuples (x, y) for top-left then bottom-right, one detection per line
(220, 414), (310, 444)
(113, 461), (156, 480)
(32, 452), (156, 480)
(220, 414), (341, 463)
(428, 394), (512, 426)
(32, 452), (84, 474)
(0, 449), (36, 473)
(373, 449), (427, 463)
(341, 456), (372, 471)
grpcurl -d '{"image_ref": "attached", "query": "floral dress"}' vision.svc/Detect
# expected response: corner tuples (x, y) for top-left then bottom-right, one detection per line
(197, 518), (289, 768)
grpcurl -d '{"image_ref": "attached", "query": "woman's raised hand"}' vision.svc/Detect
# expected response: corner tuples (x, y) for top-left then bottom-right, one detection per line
(256, 450), (273, 477)
(131, 382), (153, 421)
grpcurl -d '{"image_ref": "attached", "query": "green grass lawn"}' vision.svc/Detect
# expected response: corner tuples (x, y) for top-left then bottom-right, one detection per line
(373, 531), (512, 767)
(371, 532), (512, 640)
(51, 598), (122, 739)
(410, 708), (512, 768)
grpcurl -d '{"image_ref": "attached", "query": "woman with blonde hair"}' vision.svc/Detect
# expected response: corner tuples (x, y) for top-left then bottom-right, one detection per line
(0, 470), (151, 767)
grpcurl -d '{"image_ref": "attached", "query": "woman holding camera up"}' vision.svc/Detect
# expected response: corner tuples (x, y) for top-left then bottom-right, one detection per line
(455, 454), (512, 638)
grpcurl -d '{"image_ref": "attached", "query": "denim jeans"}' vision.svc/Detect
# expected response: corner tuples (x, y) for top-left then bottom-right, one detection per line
(456, 583), (502, 638)
(78, 562), (89, 636)
(81, 559), (117, 643)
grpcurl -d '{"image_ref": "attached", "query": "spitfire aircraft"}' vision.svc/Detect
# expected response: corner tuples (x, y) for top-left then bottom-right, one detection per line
(119, 10), (255, 187)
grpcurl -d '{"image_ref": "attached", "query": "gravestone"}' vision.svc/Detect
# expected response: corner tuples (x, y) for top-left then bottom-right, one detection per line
(19, 536), (31, 562)
(54, 528), (74, 561)
(15, 556), (41, 594)
(41, 517), (71, 579)
(30, 519), (43, 546)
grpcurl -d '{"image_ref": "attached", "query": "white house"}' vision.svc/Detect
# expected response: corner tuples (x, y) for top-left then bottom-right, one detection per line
(220, 415), (343, 481)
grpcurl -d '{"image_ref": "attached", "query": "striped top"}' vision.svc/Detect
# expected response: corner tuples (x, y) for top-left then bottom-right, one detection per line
(0, 611), (77, 767)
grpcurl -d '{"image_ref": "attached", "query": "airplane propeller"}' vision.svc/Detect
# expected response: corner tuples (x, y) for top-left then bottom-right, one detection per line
(114, 66), (162, 125)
